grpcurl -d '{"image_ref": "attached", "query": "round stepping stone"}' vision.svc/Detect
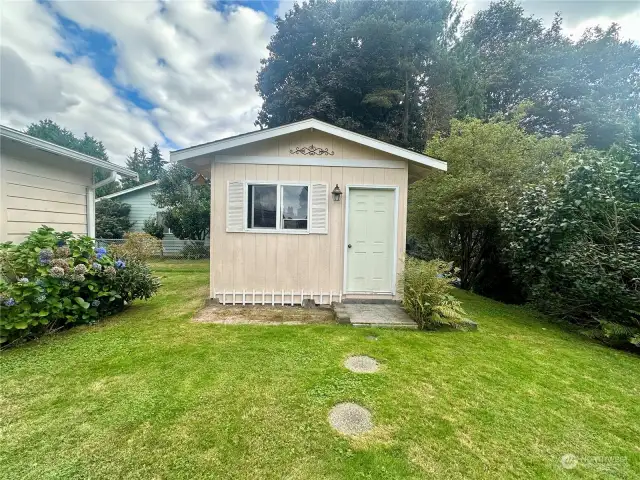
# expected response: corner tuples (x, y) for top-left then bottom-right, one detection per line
(344, 355), (379, 373)
(365, 335), (378, 341)
(328, 403), (373, 435)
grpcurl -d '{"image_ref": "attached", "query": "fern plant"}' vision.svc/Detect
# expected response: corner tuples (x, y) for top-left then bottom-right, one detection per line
(400, 257), (468, 330)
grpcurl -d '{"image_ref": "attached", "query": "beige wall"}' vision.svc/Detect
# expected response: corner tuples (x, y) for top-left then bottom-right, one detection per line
(209, 132), (409, 303)
(221, 129), (404, 160)
(0, 141), (93, 243)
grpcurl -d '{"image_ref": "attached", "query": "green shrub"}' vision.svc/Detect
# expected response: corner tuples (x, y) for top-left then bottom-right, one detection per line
(502, 150), (640, 348)
(400, 257), (468, 330)
(0, 227), (160, 346)
(143, 217), (165, 239)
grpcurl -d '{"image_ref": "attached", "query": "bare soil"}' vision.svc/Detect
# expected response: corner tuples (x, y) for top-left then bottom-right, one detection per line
(193, 304), (335, 325)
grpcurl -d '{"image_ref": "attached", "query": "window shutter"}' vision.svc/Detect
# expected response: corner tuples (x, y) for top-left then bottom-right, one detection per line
(309, 183), (328, 234)
(226, 181), (245, 232)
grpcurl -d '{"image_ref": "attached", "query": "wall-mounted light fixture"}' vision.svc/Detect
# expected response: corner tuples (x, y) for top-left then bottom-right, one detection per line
(331, 184), (343, 202)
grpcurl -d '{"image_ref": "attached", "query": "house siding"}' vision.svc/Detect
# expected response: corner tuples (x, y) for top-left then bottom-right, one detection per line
(0, 141), (92, 243)
(114, 186), (159, 232)
(209, 132), (409, 302)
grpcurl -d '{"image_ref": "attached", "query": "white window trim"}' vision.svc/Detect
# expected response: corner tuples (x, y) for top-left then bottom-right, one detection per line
(245, 181), (310, 234)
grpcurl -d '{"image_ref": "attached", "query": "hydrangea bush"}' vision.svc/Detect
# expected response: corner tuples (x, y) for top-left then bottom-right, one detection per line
(0, 227), (160, 346)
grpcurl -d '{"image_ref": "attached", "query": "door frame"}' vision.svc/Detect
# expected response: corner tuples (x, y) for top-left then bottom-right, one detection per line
(343, 184), (400, 295)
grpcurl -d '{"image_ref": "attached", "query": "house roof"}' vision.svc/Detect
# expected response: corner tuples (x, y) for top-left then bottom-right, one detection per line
(170, 118), (447, 173)
(0, 125), (138, 179)
(95, 180), (159, 202)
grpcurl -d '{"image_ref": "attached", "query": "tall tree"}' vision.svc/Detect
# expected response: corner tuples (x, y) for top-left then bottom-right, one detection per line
(152, 164), (210, 240)
(25, 119), (121, 197)
(256, 0), (456, 151)
(457, 0), (640, 149)
(148, 143), (167, 180)
(121, 147), (153, 189)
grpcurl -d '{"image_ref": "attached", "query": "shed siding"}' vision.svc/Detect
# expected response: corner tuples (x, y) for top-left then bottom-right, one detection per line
(220, 129), (407, 161)
(0, 142), (92, 243)
(210, 160), (408, 301)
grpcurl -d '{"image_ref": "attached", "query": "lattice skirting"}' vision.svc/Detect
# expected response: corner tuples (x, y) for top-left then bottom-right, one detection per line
(212, 290), (342, 306)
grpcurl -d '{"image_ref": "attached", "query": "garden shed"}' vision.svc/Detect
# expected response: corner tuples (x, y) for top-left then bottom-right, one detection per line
(0, 125), (137, 243)
(171, 119), (446, 304)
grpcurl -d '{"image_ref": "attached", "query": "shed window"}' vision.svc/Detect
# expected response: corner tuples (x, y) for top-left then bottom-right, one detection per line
(245, 183), (309, 232)
(247, 184), (277, 229)
(281, 185), (308, 230)
(227, 181), (327, 235)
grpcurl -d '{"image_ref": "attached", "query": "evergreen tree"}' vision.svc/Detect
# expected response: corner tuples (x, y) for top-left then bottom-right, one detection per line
(122, 147), (154, 189)
(148, 143), (167, 180)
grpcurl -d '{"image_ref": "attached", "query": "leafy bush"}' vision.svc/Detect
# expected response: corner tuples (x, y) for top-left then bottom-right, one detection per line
(0, 227), (160, 346)
(143, 217), (165, 239)
(400, 257), (468, 330)
(95, 199), (133, 239)
(109, 232), (162, 261)
(502, 150), (640, 348)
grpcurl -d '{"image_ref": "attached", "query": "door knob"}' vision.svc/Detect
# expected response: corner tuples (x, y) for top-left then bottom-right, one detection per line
(348, 244), (352, 248)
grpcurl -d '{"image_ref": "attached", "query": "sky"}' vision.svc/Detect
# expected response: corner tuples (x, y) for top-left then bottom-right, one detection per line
(1, 0), (639, 167)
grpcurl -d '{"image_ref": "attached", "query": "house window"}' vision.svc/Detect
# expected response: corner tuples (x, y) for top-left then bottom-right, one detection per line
(246, 183), (309, 232)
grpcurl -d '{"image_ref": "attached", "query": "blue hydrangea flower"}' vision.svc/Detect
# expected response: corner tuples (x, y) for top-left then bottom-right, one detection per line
(92, 262), (102, 271)
(115, 259), (126, 269)
(35, 294), (47, 303)
(39, 248), (54, 265)
(95, 247), (107, 255)
(4, 297), (16, 307)
(56, 239), (66, 247)
(91, 300), (100, 307)
(18, 277), (29, 283)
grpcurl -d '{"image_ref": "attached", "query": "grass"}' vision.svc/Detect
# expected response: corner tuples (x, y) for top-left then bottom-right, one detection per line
(1, 259), (638, 479)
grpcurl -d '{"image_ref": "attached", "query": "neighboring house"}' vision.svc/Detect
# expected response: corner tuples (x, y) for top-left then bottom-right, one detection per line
(171, 118), (447, 305)
(96, 180), (163, 234)
(0, 125), (137, 243)
(95, 180), (209, 251)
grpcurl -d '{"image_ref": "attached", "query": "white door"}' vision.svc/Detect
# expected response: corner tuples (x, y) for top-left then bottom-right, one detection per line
(346, 188), (395, 293)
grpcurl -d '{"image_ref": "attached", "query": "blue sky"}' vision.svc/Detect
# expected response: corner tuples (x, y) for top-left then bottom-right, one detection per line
(1, 0), (638, 166)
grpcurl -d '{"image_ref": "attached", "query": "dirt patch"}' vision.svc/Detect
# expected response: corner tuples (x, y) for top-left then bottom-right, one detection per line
(193, 304), (335, 325)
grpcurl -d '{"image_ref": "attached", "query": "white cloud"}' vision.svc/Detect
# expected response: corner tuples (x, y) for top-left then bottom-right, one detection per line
(1, 0), (636, 169)
(0, 0), (274, 165)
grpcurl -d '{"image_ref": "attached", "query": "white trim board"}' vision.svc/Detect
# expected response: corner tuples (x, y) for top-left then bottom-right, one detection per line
(0, 125), (138, 179)
(214, 155), (405, 169)
(96, 180), (159, 201)
(343, 185), (399, 296)
(171, 118), (447, 171)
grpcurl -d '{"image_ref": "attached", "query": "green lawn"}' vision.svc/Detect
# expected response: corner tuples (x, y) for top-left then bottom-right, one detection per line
(1, 260), (638, 479)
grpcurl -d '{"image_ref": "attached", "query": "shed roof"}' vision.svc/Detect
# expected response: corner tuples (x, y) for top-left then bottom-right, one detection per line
(0, 125), (138, 179)
(170, 118), (446, 178)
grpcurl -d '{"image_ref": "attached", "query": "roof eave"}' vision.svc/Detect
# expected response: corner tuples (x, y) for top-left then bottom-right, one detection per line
(170, 119), (447, 172)
(0, 125), (138, 179)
